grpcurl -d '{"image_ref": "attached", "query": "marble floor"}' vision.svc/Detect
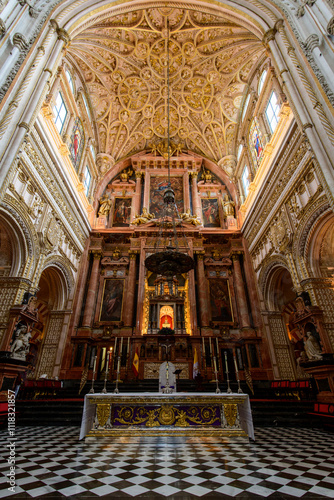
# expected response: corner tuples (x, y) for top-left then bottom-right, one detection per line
(0, 426), (334, 499)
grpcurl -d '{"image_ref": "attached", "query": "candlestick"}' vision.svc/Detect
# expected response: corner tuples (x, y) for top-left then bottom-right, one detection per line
(209, 337), (212, 354)
(102, 352), (110, 394)
(213, 356), (221, 394)
(89, 355), (97, 394)
(224, 351), (232, 393)
(114, 355), (120, 393)
(234, 354), (243, 393)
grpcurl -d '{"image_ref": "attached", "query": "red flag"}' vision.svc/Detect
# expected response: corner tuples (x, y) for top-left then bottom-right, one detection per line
(132, 348), (139, 377)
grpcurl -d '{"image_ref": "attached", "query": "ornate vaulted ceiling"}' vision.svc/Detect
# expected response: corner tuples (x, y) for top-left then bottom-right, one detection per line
(67, 8), (265, 164)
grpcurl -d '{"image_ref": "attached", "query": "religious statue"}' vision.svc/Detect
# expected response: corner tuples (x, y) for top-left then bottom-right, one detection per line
(303, 331), (323, 361)
(132, 207), (155, 225)
(98, 193), (112, 217)
(120, 168), (133, 182)
(180, 209), (201, 226)
(222, 193), (235, 217)
(202, 169), (212, 183)
(10, 325), (31, 360)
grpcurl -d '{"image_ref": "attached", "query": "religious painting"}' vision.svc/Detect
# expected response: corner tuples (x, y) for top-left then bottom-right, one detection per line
(249, 118), (264, 168)
(201, 199), (220, 227)
(100, 279), (124, 322)
(112, 198), (132, 227)
(209, 279), (233, 322)
(150, 176), (184, 218)
(69, 118), (84, 170)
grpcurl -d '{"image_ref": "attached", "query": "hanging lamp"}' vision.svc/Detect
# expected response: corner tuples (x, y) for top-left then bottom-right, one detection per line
(144, 20), (194, 278)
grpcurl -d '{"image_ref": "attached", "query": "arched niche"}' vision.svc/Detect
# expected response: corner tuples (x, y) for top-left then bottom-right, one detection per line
(0, 213), (30, 277)
(36, 266), (69, 313)
(264, 264), (295, 312)
(306, 212), (334, 279)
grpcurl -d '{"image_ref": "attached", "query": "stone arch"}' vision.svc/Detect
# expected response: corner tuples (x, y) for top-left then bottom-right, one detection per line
(292, 196), (331, 278)
(0, 204), (36, 278)
(258, 256), (290, 309)
(303, 208), (334, 279)
(41, 256), (75, 309)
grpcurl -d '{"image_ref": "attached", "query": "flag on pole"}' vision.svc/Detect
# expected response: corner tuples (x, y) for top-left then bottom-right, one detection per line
(244, 366), (254, 395)
(193, 347), (199, 379)
(78, 364), (89, 395)
(132, 348), (139, 377)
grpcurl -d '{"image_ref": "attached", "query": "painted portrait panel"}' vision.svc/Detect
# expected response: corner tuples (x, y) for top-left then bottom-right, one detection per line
(113, 198), (132, 227)
(201, 199), (220, 227)
(69, 118), (84, 170)
(150, 176), (184, 218)
(209, 279), (233, 322)
(100, 279), (124, 322)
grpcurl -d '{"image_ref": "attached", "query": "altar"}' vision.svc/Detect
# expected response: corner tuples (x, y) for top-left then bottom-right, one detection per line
(80, 393), (254, 440)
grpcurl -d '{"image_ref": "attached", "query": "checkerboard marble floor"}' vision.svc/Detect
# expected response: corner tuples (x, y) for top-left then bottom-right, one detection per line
(0, 427), (334, 499)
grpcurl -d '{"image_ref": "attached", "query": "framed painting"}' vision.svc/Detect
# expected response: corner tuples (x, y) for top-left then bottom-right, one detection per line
(113, 198), (132, 227)
(150, 176), (184, 218)
(201, 198), (220, 227)
(69, 118), (84, 171)
(209, 279), (233, 322)
(100, 279), (124, 322)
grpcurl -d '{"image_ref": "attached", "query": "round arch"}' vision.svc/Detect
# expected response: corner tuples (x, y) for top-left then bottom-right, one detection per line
(258, 256), (291, 309)
(0, 208), (35, 277)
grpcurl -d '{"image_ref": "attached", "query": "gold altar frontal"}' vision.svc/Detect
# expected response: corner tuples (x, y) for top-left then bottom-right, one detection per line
(80, 393), (254, 440)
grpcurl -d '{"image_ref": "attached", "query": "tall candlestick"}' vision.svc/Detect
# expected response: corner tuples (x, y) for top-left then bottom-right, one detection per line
(209, 337), (212, 354)
(93, 355), (97, 373)
(120, 336), (123, 354)
(114, 336), (118, 355)
(127, 337), (130, 354)
(234, 353), (243, 393)
(213, 356), (217, 373)
(102, 352), (110, 394)
(89, 355), (97, 394)
(224, 351), (232, 393)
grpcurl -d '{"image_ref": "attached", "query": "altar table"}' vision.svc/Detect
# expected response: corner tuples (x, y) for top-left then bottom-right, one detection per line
(80, 392), (254, 440)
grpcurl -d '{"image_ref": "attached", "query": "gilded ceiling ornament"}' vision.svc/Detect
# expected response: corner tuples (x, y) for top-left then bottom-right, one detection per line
(67, 8), (264, 165)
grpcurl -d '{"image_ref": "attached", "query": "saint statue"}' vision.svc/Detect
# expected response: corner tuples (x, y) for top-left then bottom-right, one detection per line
(222, 193), (235, 217)
(98, 193), (112, 217)
(132, 207), (155, 225)
(10, 325), (31, 360)
(303, 331), (323, 361)
(180, 209), (201, 226)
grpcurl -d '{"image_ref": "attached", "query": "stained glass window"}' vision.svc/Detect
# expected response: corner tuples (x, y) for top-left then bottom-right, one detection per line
(249, 118), (264, 168)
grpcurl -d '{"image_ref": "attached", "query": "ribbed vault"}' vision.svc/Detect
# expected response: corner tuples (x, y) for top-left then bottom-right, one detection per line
(66, 7), (266, 163)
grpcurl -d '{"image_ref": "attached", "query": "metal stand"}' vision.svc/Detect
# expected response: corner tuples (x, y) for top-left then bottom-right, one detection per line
(224, 352), (232, 394)
(213, 356), (221, 394)
(101, 365), (109, 394)
(114, 355), (120, 394)
(89, 364), (96, 394)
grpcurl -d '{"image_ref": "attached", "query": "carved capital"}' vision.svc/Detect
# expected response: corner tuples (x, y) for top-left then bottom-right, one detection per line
(12, 33), (28, 52)
(91, 250), (103, 260)
(189, 171), (198, 180)
(96, 153), (115, 174)
(262, 28), (276, 48)
(57, 27), (71, 45)
(135, 171), (143, 179)
(304, 34), (320, 52)
(327, 17), (334, 36)
(0, 19), (6, 39)
(218, 155), (236, 179)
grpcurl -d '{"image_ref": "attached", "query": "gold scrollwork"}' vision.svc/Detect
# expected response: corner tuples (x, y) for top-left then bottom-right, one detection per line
(96, 404), (111, 427)
(224, 403), (238, 427)
(158, 405), (175, 426)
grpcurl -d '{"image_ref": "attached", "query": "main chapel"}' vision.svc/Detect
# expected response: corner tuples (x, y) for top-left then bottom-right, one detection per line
(1, 0), (334, 432)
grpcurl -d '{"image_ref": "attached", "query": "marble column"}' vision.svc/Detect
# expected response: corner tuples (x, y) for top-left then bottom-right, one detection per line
(183, 171), (191, 211)
(82, 251), (102, 327)
(196, 252), (210, 327)
(123, 251), (137, 327)
(232, 253), (251, 328)
(190, 171), (201, 220)
(132, 171), (142, 219)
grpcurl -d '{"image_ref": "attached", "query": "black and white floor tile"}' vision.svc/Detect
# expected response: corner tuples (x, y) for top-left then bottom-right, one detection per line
(1, 426), (334, 498)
